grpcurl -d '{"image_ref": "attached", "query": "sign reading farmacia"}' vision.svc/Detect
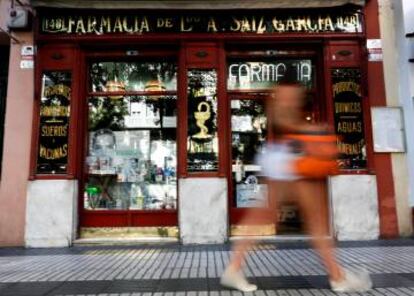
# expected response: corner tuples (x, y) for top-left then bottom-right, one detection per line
(39, 10), (363, 35)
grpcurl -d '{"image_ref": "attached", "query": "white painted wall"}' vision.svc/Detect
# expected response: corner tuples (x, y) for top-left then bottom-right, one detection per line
(179, 178), (228, 244)
(330, 175), (380, 240)
(25, 180), (78, 248)
(378, 0), (413, 236)
(400, 0), (414, 208)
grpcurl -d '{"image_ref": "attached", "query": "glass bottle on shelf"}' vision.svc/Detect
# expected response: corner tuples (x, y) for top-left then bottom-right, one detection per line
(156, 167), (163, 183)
(235, 157), (245, 183)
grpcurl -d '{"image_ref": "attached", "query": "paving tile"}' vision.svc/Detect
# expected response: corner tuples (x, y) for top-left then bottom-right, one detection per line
(159, 279), (208, 292)
(105, 280), (160, 294)
(0, 281), (62, 296)
(257, 276), (311, 290)
(0, 283), (14, 294)
(47, 281), (112, 295)
(1, 241), (414, 295)
(207, 278), (222, 291)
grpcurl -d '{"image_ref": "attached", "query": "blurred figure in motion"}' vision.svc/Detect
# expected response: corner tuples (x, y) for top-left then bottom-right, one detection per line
(220, 82), (372, 293)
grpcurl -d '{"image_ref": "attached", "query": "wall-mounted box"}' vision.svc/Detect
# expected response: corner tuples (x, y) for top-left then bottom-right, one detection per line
(7, 9), (30, 30)
(371, 107), (406, 153)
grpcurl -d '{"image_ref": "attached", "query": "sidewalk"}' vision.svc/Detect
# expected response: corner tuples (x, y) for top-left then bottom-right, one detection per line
(1, 240), (414, 296)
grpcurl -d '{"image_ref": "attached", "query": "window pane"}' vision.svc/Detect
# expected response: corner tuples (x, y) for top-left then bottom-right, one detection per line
(332, 68), (367, 169)
(36, 71), (71, 174)
(227, 59), (314, 90)
(84, 95), (177, 210)
(90, 61), (177, 92)
(187, 69), (219, 172)
(231, 99), (267, 208)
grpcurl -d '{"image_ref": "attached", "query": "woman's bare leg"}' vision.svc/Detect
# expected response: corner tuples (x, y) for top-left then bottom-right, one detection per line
(221, 181), (279, 292)
(220, 200), (268, 292)
(227, 207), (268, 270)
(295, 179), (344, 282)
(226, 180), (279, 271)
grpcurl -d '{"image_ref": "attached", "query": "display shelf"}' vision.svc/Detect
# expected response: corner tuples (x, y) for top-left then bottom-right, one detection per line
(122, 127), (177, 130)
(104, 179), (177, 185)
(232, 164), (262, 172)
(232, 130), (263, 134)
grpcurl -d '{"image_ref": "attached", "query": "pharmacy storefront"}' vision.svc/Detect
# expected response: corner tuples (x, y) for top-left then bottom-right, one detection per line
(24, 0), (395, 247)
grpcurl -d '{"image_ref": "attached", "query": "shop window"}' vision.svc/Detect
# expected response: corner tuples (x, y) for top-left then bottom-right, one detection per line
(187, 69), (219, 172)
(84, 61), (177, 211)
(36, 71), (72, 174)
(90, 61), (177, 92)
(332, 68), (367, 170)
(231, 98), (267, 208)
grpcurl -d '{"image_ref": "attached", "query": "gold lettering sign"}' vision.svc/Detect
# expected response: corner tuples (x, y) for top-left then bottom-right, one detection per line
(41, 125), (68, 137)
(40, 11), (363, 35)
(39, 144), (68, 160)
(37, 72), (72, 174)
(43, 84), (71, 99)
(333, 81), (361, 96)
(337, 139), (365, 156)
(337, 121), (363, 133)
(335, 102), (362, 114)
(332, 68), (366, 169)
(40, 106), (70, 117)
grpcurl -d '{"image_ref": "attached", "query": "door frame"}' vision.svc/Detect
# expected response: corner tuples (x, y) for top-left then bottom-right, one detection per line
(224, 42), (331, 235)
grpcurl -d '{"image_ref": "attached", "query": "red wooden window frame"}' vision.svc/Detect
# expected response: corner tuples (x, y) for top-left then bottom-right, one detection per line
(30, 44), (81, 180)
(178, 42), (228, 178)
(323, 40), (375, 174)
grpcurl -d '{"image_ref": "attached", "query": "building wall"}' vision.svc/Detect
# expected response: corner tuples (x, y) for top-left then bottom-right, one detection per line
(399, 1), (414, 208)
(378, 0), (414, 236)
(0, 31), (34, 246)
(0, 0), (9, 29)
(330, 175), (380, 240)
(364, 0), (399, 238)
(0, 0), (10, 44)
(25, 180), (78, 248)
(179, 178), (228, 244)
(0, 0), (403, 246)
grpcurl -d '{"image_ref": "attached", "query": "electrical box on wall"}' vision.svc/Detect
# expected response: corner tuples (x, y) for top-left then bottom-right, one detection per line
(371, 107), (406, 153)
(21, 45), (35, 56)
(7, 8), (31, 30)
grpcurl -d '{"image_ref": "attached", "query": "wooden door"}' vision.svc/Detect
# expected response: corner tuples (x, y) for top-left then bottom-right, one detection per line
(226, 44), (330, 236)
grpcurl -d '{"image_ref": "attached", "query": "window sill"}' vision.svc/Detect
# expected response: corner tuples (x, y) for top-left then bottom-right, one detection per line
(29, 174), (76, 181)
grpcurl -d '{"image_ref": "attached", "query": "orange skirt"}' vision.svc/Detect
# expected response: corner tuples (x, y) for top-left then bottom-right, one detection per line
(283, 133), (339, 179)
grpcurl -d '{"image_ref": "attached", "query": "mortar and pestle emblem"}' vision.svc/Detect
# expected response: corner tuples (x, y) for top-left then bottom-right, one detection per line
(193, 102), (212, 139)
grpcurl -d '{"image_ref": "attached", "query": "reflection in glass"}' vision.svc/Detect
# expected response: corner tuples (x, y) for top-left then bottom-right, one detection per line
(36, 71), (72, 174)
(227, 59), (314, 90)
(231, 99), (267, 208)
(84, 95), (177, 211)
(90, 61), (177, 92)
(187, 69), (218, 172)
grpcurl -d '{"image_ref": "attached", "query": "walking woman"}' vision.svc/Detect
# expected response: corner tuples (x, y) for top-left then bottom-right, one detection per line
(220, 82), (372, 293)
